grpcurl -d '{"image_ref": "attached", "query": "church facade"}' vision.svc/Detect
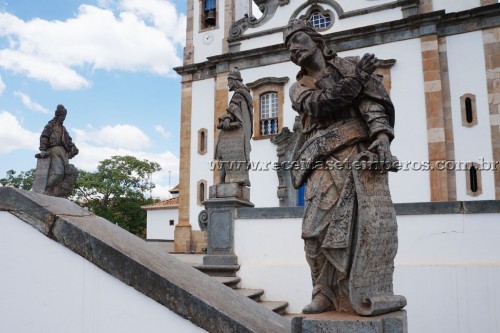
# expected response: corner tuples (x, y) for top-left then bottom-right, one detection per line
(174, 0), (500, 252)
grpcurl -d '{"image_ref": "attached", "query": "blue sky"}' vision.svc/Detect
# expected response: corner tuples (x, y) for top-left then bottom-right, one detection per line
(0, 0), (187, 198)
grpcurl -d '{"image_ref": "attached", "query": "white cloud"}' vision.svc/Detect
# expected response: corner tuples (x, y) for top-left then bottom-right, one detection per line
(0, 74), (5, 94)
(14, 91), (50, 114)
(0, 111), (38, 153)
(73, 124), (151, 151)
(72, 139), (179, 199)
(0, 1), (185, 89)
(154, 125), (171, 140)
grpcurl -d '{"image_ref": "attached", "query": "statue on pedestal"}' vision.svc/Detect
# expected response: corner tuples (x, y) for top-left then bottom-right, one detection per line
(214, 66), (253, 187)
(284, 19), (406, 316)
(33, 104), (79, 198)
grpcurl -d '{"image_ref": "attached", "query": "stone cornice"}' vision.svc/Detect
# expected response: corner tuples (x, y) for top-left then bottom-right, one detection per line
(174, 4), (500, 80)
(235, 200), (500, 219)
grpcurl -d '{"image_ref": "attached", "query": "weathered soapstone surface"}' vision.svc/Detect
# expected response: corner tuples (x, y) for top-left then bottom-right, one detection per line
(0, 187), (290, 333)
(291, 310), (408, 333)
(33, 104), (79, 198)
(214, 66), (253, 188)
(271, 124), (298, 207)
(284, 18), (406, 318)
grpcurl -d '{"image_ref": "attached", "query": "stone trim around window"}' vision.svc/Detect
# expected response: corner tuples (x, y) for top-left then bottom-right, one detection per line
(460, 93), (478, 127)
(197, 179), (207, 206)
(466, 162), (482, 197)
(198, 128), (208, 155)
(199, 0), (219, 32)
(247, 77), (289, 140)
(299, 4), (334, 31)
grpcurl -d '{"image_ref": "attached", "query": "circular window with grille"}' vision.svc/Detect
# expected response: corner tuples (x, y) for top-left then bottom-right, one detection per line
(309, 12), (332, 30)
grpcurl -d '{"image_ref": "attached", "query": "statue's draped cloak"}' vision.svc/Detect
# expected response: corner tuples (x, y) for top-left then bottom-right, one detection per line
(215, 87), (253, 184)
(290, 55), (406, 315)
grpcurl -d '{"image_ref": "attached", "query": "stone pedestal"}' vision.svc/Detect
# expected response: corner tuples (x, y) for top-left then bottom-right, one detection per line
(32, 157), (50, 194)
(291, 310), (407, 333)
(200, 184), (253, 268)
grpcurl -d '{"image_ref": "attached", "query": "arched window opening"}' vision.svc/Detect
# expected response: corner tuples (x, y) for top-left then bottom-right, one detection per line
(469, 166), (478, 193)
(199, 182), (205, 204)
(200, 131), (205, 152)
(203, 0), (216, 26)
(465, 97), (473, 124)
(198, 128), (208, 155)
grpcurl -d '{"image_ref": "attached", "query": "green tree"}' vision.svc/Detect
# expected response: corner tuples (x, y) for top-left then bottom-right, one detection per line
(0, 169), (35, 190)
(74, 156), (162, 237)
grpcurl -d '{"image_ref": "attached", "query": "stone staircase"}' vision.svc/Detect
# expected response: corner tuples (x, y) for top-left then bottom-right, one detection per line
(194, 265), (289, 316)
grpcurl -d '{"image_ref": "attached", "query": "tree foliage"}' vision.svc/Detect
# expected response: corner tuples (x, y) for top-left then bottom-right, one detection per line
(0, 169), (35, 190)
(74, 155), (162, 237)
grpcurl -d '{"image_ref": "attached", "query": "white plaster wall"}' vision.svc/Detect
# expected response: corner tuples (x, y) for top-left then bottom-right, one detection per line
(340, 39), (430, 203)
(446, 31), (494, 200)
(0, 211), (207, 333)
(193, 0), (226, 63)
(216, 39), (430, 206)
(241, 63), (300, 208)
(190, 79), (216, 228)
(239, 4), (402, 52)
(234, 213), (500, 332)
(432, 0), (482, 13)
(146, 208), (178, 240)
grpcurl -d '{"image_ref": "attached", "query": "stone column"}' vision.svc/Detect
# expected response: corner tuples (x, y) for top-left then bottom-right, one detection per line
(483, 27), (500, 199)
(421, 34), (455, 201)
(174, 79), (193, 253)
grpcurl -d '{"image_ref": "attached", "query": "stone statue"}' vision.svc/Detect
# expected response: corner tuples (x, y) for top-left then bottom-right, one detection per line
(284, 19), (406, 315)
(33, 104), (79, 198)
(214, 67), (253, 186)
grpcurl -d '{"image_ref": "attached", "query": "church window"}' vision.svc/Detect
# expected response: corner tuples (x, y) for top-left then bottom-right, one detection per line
(298, 5), (334, 32)
(309, 12), (332, 30)
(198, 128), (208, 155)
(197, 180), (207, 205)
(460, 94), (477, 127)
(260, 92), (279, 135)
(246, 77), (289, 140)
(466, 162), (482, 196)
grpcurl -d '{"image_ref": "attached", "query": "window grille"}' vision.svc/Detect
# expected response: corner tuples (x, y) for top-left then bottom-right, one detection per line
(260, 92), (279, 135)
(309, 12), (332, 30)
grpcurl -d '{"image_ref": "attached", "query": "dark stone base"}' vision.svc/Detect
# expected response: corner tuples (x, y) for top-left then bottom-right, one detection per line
(291, 310), (407, 333)
(209, 183), (251, 202)
(203, 254), (238, 266)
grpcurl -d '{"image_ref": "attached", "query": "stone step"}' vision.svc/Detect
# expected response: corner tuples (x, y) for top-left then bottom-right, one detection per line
(235, 288), (264, 302)
(259, 301), (289, 316)
(212, 276), (241, 289)
(193, 264), (240, 277)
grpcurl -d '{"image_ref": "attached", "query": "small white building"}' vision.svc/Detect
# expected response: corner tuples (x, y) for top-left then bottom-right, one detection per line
(143, 185), (179, 242)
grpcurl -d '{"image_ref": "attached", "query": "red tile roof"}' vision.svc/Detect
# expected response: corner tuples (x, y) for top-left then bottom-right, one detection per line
(142, 197), (179, 210)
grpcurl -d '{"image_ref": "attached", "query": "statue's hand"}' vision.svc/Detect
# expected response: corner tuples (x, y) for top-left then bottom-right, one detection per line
(222, 118), (231, 130)
(368, 132), (392, 173)
(39, 150), (49, 158)
(357, 53), (378, 75)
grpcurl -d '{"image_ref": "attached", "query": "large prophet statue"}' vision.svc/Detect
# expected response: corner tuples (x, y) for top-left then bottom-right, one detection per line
(214, 67), (253, 186)
(33, 104), (79, 198)
(284, 19), (406, 315)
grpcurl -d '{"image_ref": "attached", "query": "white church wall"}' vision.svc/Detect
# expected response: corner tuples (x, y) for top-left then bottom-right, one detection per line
(193, 0), (226, 63)
(341, 38), (431, 203)
(446, 31), (495, 200)
(234, 212), (500, 332)
(190, 79), (216, 228)
(238, 3), (403, 52)
(0, 211), (207, 333)
(432, 0), (482, 13)
(146, 208), (178, 240)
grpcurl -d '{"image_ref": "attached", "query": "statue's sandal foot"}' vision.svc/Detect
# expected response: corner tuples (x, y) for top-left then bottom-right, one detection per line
(302, 294), (332, 314)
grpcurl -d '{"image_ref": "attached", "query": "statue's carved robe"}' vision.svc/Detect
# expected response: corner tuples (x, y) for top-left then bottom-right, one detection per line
(215, 86), (253, 185)
(290, 55), (406, 315)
